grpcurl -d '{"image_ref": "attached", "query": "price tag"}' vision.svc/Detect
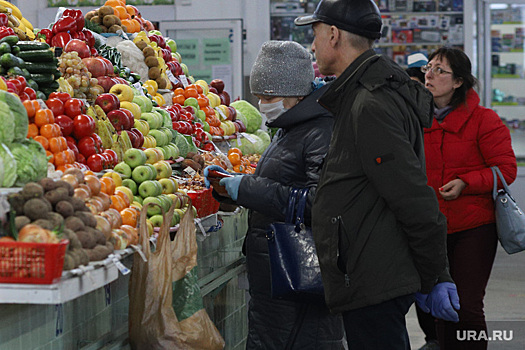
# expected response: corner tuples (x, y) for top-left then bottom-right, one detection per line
(133, 82), (145, 95)
(215, 107), (227, 121)
(196, 219), (209, 237)
(113, 257), (130, 275)
(130, 244), (148, 262)
(241, 132), (256, 143)
(184, 166), (197, 177)
(179, 75), (189, 88)
(166, 70), (179, 86)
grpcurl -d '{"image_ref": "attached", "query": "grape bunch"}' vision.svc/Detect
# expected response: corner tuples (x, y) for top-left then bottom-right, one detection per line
(58, 51), (101, 100)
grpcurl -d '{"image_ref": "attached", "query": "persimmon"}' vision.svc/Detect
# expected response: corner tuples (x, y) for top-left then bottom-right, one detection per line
(40, 123), (60, 139)
(34, 135), (49, 150)
(114, 6), (128, 20)
(110, 194), (127, 212)
(46, 150), (54, 164)
(120, 208), (138, 227)
(27, 123), (39, 138)
(34, 109), (54, 127)
(49, 136), (67, 153)
(23, 100), (40, 118)
(100, 176), (116, 195)
(228, 152), (241, 166)
(228, 147), (242, 157)
(54, 150), (69, 166)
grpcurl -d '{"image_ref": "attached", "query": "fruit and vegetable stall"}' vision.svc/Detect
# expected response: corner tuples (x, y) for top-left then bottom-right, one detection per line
(0, 1), (266, 348)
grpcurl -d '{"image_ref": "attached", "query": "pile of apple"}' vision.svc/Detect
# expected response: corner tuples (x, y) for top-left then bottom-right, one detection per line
(81, 55), (131, 94)
(113, 148), (191, 228)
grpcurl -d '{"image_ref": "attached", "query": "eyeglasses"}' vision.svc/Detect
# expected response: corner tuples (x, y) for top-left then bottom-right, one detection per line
(420, 65), (453, 76)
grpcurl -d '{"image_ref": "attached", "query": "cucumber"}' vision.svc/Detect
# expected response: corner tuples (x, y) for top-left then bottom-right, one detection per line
(26, 79), (39, 91)
(11, 46), (20, 56)
(0, 35), (19, 47)
(36, 90), (46, 100)
(15, 41), (50, 51)
(17, 49), (54, 62)
(24, 61), (58, 73)
(0, 42), (10, 55)
(7, 66), (24, 77)
(0, 53), (24, 68)
(29, 73), (54, 84)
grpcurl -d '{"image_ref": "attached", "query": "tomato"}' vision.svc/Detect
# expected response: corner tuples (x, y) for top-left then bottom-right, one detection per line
(86, 153), (106, 172)
(91, 133), (103, 150)
(55, 114), (74, 136)
(76, 152), (86, 164)
(48, 92), (71, 104)
(7, 79), (22, 94)
(103, 149), (118, 166)
(45, 98), (65, 116)
(72, 114), (95, 140)
(64, 98), (86, 118)
(77, 135), (100, 158)
(17, 91), (30, 101)
(15, 76), (27, 90)
(23, 87), (37, 100)
(67, 141), (79, 158)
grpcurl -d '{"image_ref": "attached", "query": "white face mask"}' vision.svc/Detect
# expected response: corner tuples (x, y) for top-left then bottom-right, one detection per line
(258, 99), (288, 123)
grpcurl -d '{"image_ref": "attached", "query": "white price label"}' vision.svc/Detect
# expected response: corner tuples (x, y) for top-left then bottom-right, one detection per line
(215, 107), (227, 121)
(130, 244), (148, 262)
(184, 166), (197, 177)
(113, 257), (130, 275)
(241, 132), (256, 143)
(179, 75), (189, 88)
(133, 83), (145, 95)
(166, 70), (180, 86)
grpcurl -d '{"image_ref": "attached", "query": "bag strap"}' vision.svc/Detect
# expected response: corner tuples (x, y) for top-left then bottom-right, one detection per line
(492, 166), (513, 200)
(285, 188), (300, 224)
(295, 188), (309, 226)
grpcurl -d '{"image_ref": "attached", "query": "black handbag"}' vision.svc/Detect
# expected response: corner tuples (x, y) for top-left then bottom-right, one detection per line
(267, 188), (325, 303)
(492, 166), (525, 254)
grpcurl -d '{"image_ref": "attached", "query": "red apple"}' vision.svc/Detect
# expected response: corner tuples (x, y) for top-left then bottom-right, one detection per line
(55, 114), (74, 136)
(121, 130), (138, 148)
(120, 108), (135, 130)
(107, 109), (131, 131)
(208, 86), (218, 94)
(95, 76), (115, 93)
(227, 106), (237, 121)
(95, 93), (120, 114)
(219, 91), (230, 106)
(210, 79), (225, 94)
(65, 39), (91, 59)
(82, 57), (107, 78)
(130, 128), (144, 148)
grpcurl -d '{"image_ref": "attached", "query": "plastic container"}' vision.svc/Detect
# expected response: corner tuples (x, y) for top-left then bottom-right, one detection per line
(187, 188), (220, 218)
(0, 240), (68, 284)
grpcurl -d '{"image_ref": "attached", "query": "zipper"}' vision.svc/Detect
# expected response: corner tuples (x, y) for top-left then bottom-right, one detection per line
(334, 215), (351, 288)
(344, 274), (350, 288)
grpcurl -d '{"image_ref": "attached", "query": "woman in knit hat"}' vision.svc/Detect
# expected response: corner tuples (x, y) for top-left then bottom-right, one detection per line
(204, 40), (344, 349)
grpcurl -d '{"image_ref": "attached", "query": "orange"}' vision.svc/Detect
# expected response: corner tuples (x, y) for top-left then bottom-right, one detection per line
(120, 207), (138, 227)
(228, 152), (241, 166)
(23, 100), (39, 118)
(34, 135), (49, 150)
(130, 19), (141, 32)
(110, 194), (127, 212)
(34, 109), (54, 127)
(183, 88), (198, 99)
(114, 189), (131, 208)
(40, 123), (60, 139)
(172, 94), (185, 105)
(54, 150), (69, 166)
(227, 147), (242, 157)
(49, 136), (67, 153)
(100, 176), (116, 195)
(27, 123), (39, 138)
(233, 164), (245, 173)
(114, 6), (128, 20)
(174, 87), (184, 96)
(104, 0), (124, 7)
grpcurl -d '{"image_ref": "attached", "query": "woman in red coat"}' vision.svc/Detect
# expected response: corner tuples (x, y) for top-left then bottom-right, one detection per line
(423, 47), (517, 349)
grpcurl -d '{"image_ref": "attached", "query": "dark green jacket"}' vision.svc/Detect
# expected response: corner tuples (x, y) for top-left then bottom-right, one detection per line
(313, 49), (451, 314)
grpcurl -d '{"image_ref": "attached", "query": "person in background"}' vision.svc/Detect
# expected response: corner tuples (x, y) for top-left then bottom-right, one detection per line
(294, 0), (459, 348)
(406, 51), (441, 350)
(204, 40), (344, 349)
(406, 52), (428, 84)
(422, 46), (517, 349)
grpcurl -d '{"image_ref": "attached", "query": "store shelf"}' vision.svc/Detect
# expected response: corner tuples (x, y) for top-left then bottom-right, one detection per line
(0, 247), (138, 304)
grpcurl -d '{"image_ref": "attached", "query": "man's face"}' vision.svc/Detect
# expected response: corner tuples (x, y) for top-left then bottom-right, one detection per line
(312, 22), (335, 76)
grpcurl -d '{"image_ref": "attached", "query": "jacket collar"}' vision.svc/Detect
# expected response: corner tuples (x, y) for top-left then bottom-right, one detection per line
(429, 89), (480, 133)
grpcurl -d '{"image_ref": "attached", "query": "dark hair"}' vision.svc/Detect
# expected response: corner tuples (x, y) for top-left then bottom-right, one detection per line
(405, 67), (425, 83)
(428, 47), (479, 109)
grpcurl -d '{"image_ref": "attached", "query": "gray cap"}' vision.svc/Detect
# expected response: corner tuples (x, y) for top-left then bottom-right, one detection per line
(250, 40), (314, 97)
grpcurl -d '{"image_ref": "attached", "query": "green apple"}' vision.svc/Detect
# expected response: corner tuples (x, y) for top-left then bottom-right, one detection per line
(149, 214), (164, 227)
(140, 112), (162, 130)
(202, 122), (210, 133)
(152, 180), (163, 195)
(159, 127), (173, 142)
(184, 97), (199, 110)
(149, 129), (169, 147)
(122, 178), (138, 195)
(144, 148), (161, 164)
(173, 52), (181, 63)
(113, 162), (132, 179)
(174, 208), (185, 220)
(134, 119), (150, 136)
(123, 148), (147, 168)
(196, 109), (206, 122)
(180, 63), (189, 77)
(170, 210), (180, 226)
(159, 178), (177, 194)
(167, 144), (180, 159)
(167, 193), (181, 209)
(138, 180), (162, 199)
(188, 75), (195, 84)
(133, 195), (143, 204)
(154, 160), (172, 179)
(166, 38), (177, 53)
(157, 194), (172, 212)
(149, 29), (162, 36)
(145, 163), (158, 180)
(157, 146), (171, 161)
(132, 165), (152, 184)
(133, 95), (153, 113)
(142, 196), (163, 216)
(153, 107), (171, 128)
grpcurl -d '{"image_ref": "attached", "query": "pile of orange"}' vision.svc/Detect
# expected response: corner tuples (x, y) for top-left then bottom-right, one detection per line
(102, 0), (154, 33)
(227, 148), (256, 174)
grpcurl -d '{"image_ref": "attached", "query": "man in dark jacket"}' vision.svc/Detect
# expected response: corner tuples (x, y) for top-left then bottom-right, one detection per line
(295, 0), (460, 348)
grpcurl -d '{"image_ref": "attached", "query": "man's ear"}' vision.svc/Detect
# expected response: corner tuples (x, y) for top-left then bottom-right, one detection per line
(329, 25), (340, 47)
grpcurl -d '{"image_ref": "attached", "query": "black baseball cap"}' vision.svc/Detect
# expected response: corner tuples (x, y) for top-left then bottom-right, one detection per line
(295, 0), (382, 40)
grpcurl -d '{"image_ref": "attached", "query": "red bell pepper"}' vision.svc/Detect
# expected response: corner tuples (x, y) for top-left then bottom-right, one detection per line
(63, 9), (84, 32)
(0, 13), (8, 27)
(51, 32), (71, 48)
(82, 29), (95, 47)
(37, 28), (53, 44)
(0, 27), (15, 40)
(52, 16), (77, 34)
(71, 30), (85, 42)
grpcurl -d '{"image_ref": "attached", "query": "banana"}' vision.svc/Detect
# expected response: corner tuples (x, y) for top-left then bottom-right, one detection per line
(20, 17), (32, 31)
(0, 1), (22, 20)
(57, 77), (74, 96)
(96, 120), (113, 149)
(12, 27), (27, 41)
(8, 14), (19, 28)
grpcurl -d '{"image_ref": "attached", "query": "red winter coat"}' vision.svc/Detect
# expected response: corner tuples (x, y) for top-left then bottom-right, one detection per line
(424, 89), (517, 234)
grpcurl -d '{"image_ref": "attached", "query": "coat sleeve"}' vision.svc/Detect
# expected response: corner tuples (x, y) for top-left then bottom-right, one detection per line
(354, 92), (449, 293)
(235, 126), (331, 224)
(457, 109), (517, 194)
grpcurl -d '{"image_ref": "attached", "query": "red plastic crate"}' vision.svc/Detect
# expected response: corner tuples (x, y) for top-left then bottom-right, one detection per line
(0, 240), (68, 284)
(187, 187), (220, 218)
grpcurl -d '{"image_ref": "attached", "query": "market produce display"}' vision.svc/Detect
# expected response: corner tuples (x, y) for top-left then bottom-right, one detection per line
(0, 0), (273, 286)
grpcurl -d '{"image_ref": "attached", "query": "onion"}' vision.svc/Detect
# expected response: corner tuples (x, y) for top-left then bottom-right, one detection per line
(95, 215), (112, 239)
(61, 174), (79, 189)
(84, 175), (101, 196)
(78, 183), (92, 198)
(64, 168), (85, 184)
(95, 192), (111, 211)
(74, 187), (90, 201)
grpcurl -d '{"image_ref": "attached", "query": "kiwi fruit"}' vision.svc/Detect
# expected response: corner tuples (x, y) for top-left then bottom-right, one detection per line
(148, 66), (160, 80)
(84, 10), (98, 21)
(103, 15), (117, 28)
(98, 5), (114, 16)
(135, 40), (148, 51)
(145, 56), (158, 68)
(90, 16), (102, 25)
(156, 77), (167, 90)
(142, 47), (156, 57)
(108, 24), (122, 33)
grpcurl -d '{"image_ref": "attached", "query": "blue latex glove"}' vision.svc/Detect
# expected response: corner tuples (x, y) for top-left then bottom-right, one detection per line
(416, 282), (460, 323)
(203, 165), (228, 188)
(219, 175), (244, 201)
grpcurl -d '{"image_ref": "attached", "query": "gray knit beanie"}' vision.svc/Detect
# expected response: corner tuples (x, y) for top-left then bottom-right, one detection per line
(250, 40), (314, 97)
